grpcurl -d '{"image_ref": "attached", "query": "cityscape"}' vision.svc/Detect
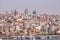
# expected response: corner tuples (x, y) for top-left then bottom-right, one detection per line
(0, 0), (60, 40)
(0, 9), (60, 40)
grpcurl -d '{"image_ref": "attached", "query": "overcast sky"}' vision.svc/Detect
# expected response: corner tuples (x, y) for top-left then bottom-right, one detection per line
(0, 0), (60, 14)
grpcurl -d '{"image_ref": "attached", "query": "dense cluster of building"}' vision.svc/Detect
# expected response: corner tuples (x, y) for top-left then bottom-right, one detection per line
(0, 9), (60, 37)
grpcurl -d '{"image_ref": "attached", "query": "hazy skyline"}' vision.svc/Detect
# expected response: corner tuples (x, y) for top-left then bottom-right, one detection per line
(0, 0), (60, 15)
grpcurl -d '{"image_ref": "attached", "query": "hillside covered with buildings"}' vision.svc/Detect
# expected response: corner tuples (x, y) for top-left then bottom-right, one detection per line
(0, 9), (60, 37)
